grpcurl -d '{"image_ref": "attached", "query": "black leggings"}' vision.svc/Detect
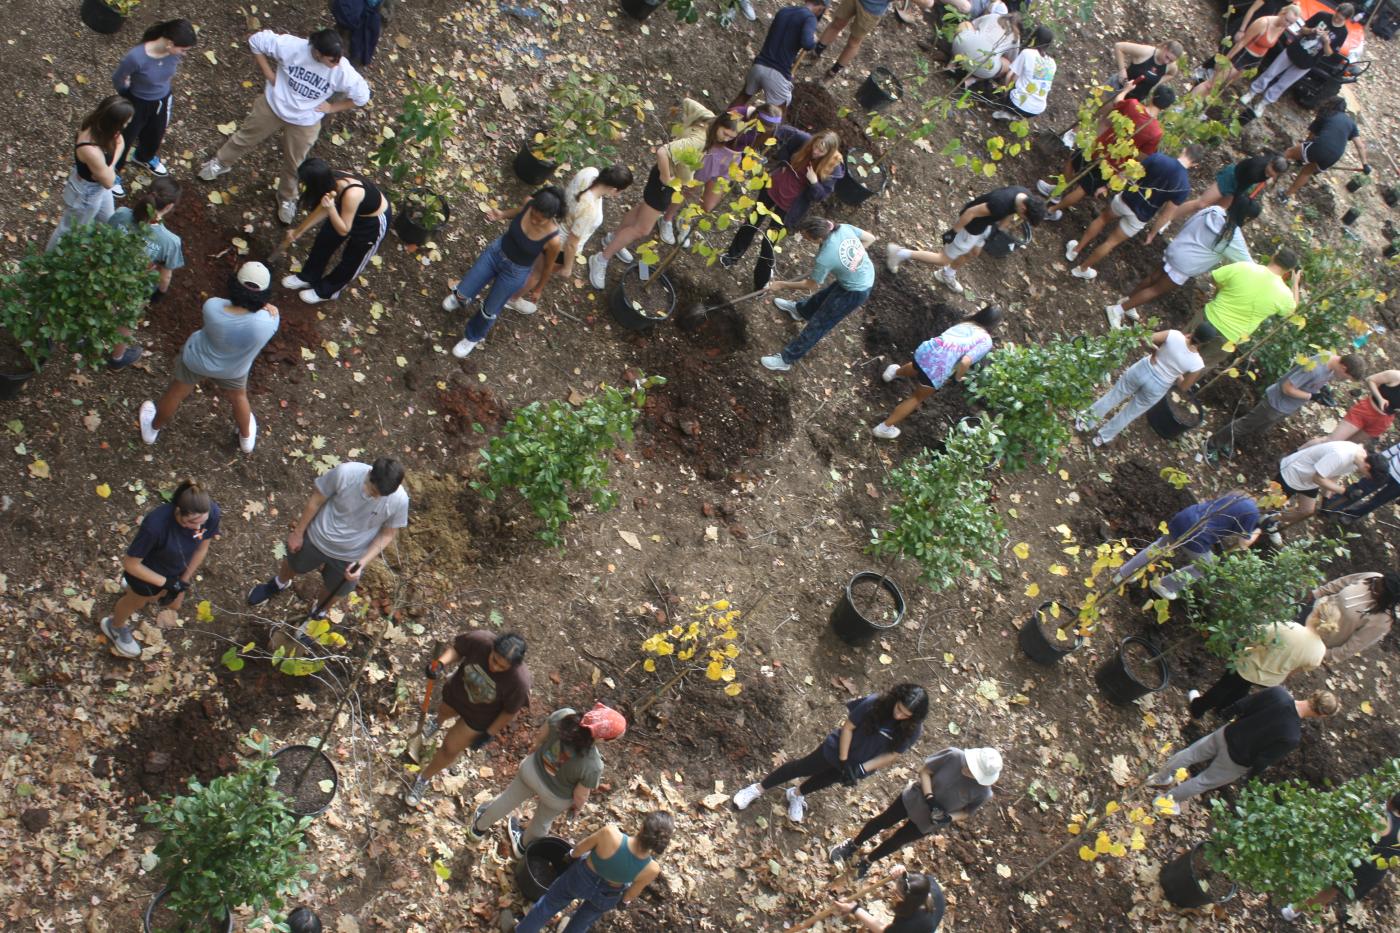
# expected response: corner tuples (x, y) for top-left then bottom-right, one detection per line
(1189, 670), (1253, 719)
(724, 190), (783, 278)
(851, 792), (928, 865)
(759, 747), (843, 797)
(300, 209), (392, 299)
(116, 92), (171, 172)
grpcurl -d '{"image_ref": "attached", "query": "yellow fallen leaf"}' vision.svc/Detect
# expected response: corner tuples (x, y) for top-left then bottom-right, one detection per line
(1174, 767), (1188, 782)
(208, 191), (223, 205)
(1067, 822), (1081, 835)
(300, 347), (316, 361)
(1104, 801), (1120, 815)
(28, 459), (50, 479)
(1048, 564), (1069, 576)
(204, 50), (218, 65)
(1078, 845), (1097, 862)
(95, 483), (111, 498)
(1361, 700), (1375, 715)
(1094, 831), (1112, 854)
(54, 83), (69, 95)
(196, 600), (215, 623)
(877, 653), (893, 665)
(1013, 542), (1030, 559)
(1025, 582), (1040, 597)
(322, 340), (340, 359)
(1130, 828), (1146, 851)
(217, 122), (237, 135)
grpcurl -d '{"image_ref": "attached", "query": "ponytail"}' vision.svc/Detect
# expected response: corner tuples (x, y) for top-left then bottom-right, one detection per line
(132, 176), (182, 223)
(142, 19), (197, 47)
(171, 480), (212, 518)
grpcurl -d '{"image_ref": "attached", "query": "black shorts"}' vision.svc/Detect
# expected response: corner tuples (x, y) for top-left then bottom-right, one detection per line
(1276, 471), (1318, 499)
(1071, 152), (1105, 194)
(912, 364), (935, 388)
(642, 165), (669, 212)
(123, 572), (164, 598)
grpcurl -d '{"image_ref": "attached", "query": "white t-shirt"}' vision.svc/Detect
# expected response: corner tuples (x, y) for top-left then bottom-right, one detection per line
(952, 15), (1020, 80)
(1149, 330), (1204, 381)
(1008, 49), (1056, 115)
(564, 167), (606, 247)
(249, 31), (371, 126)
(1279, 440), (1365, 493)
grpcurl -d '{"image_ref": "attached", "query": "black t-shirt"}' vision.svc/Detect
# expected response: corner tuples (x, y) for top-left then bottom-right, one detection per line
(1287, 13), (1348, 67)
(126, 502), (222, 578)
(1223, 686), (1301, 771)
(1306, 111), (1359, 166)
(1233, 154), (1275, 193)
(961, 186), (1028, 236)
(883, 882), (946, 932)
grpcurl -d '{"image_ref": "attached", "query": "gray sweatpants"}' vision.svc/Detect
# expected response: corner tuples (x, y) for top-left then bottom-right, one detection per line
(1206, 398), (1289, 456)
(475, 759), (573, 844)
(1150, 727), (1250, 804)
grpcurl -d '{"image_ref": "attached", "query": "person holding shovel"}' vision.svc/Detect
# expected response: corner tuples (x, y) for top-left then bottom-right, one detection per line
(467, 703), (627, 853)
(872, 305), (1003, 440)
(884, 186), (1046, 294)
(500, 811), (673, 933)
(278, 157), (391, 305)
(245, 457), (409, 618)
(405, 630), (530, 807)
(1204, 352), (1362, 463)
(99, 480), (220, 660)
(761, 216), (877, 372)
(1110, 492), (1261, 600)
(1278, 96), (1371, 204)
(733, 684), (928, 822)
(834, 867), (946, 932)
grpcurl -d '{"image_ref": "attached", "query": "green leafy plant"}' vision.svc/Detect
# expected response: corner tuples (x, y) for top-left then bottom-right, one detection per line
(1204, 759), (1400, 911)
(473, 377), (661, 547)
(531, 74), (645, 168)
(669, 0), (701, 23)
(369, 81), (467, 228)
(1183, 538), (1335, 665)
(107, 0), (143, 14)
(867, 418), (1007, 592)
(0, 221), (157, 371)
(965, 326), (1147, 471)
(142, 735), (315, 930)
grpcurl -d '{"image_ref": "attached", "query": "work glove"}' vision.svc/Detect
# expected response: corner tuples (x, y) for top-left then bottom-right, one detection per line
(925, 795), (952, 825)
(158, 578), (189, 605)
(840, 761), (866, 786)
(1363, 163), (1373, 175)
(470, 732), (494, 751)
(424, 659), (444, 680)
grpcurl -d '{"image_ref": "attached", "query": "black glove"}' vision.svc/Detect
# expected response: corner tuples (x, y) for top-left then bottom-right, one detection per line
(1312, 385), (1338, 408)
(925, 795), (952, 825)
(840, 761), (866, 786)
(470, 732), (494, 751)
(149, 288), (165, 304)
(158, 578), (189, 605)
(941, 229), (956, 245)
(424, 660), (444, 680)
(1364, 163), (1373, 175)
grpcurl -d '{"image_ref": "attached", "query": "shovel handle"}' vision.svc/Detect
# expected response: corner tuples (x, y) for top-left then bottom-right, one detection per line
(420, 676), (435, 715)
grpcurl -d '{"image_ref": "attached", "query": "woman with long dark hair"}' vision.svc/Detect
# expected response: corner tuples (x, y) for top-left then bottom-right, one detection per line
(732, 683), (928, 823)
(1297, 571), (1400, 666)
(99, 480), (220, 660)
(835, 867), (947, 932)
(279, 157), (390, 304)
(111, 19), (197, 187)
(139, 262), (279, 454)
(442, 185), (565, 358)
(46, 95), (133, 252)
(873, 305), (1003, 440)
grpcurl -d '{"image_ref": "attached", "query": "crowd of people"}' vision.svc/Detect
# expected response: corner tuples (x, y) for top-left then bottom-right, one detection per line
(27, 1), (1400, 929)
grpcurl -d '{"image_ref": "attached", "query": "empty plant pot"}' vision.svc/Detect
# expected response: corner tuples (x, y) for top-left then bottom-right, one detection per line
(1159, 843), (1237, 909)
(1146, 390), (1203, 440)
(830, 572), (905, 645)
(1094, 636), (1169, 705)
(143, 887), (232, 933)
(856, 67), (903, 111)
(515, 836), (574, 902)
(1382, 185), (1399, 207)
(271, 745), (338, 817)
(80, 0), (125, 33)
(1018, 602), (1085, 665)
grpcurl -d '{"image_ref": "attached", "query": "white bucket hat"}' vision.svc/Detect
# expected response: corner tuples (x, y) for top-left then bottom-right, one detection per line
(965, 747), (1003, 786)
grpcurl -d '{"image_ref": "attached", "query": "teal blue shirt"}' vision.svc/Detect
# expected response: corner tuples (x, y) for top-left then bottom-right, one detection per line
(108, 208), (185, 271)
(811, 224), (874, 292)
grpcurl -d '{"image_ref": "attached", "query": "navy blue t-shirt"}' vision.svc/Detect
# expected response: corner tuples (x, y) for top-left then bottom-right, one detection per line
(1121, 153), (1190, 222)
(755, 5), (819, 77)
(1166, 494), (1259, 552)
(126, 502), (222, 577)
(819, 694), (922, 766)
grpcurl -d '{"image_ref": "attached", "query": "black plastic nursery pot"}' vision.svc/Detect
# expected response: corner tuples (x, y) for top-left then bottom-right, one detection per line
(835, 149), (889, 206)
(143, 887), (232, 933)
(80, 0), (125, 34)
(1159, 843), (1237, 909)
(1383, 185), (1400, 208)
(1343, 207), (1362, 225)
(0, 368), (37, 401)
(1346, 175), (1367, 193)
(607, 264), (676, 331)
(830, 572), (906, 646)
(1146, 390), (1204, 440)
(1017, 602), (1085, 665)
(620, 0), (663, 20)
(393, 188), (450, 247)
(1094, 636), (1170, 705)
(512, 134), (558, 186)
(271, 744), (339, 817)
(515, 836), (574, 902)
(856, 67), (903, 111)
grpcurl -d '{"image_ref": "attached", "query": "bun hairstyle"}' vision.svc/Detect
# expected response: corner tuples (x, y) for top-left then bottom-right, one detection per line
(1312, 600), (1343, 638)
(556, 712), (596, 753)
(595, 164), (634, 191)
(797, 215), (836, 239)
(133, 177), (182, 224)
(637, 811), (675, 854)
(529, 185), (567, 221)
(171, 480), (212, 518)
(971, 304), (1004, 329)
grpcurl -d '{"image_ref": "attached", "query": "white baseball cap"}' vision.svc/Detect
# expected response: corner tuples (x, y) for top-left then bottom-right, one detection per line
(965, 747), (1003, 786)
(236, 261), (271, 291)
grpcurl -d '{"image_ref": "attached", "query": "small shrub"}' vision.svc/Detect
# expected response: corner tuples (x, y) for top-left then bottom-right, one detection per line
(370, 81), (466, 226)
(533, 74), (645, 169)
(640, 598), (744, 702)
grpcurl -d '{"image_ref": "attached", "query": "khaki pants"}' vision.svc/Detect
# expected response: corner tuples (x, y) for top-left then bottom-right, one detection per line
(215, 94), (321, 201)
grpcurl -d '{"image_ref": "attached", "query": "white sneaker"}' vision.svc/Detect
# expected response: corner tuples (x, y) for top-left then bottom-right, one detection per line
(442, 292), (462, 312)
(732, 782), (763, 810)
(659, 218), (676, 245)
(882, 363), (900, 383)
(738, 0), (757, 20)
(1240, 90), (1256, 106)
(1146, 771), (1175, 788)
(1187, 689), (1202, 703)
(508, 297), (537, 315)
(138, 400), (159, 445)
(101, 616), (143, 659)
(872, 423), (901, 440)
(1073, 415), (1089, 432)
(277, 199), (297, 225)
(1281, 906), (1301, 922)
(197, 158), (230, 181)
(1105, 304), (1125, 329)
(773, 297), (802, 321)
(1046, 209), (1064, 222)
(786, 786), (807, 823)
(761, 354), (792, 372)
(1124, 306), (1140, 322)
(239, 413), (258, 454)
(1252, 100), (1269, 116)
(1065, 239), (1080, 262)
(992, 110), (1016, 121)
(885, 242), (908, 273)
(298, 288), (327, 305)
(283, 274), (311, 290)
(1060, 128), (1077, 148)
(1092, 434), (1106, 447)
(1071, 266), (1098, 280)
(1036, 178), (1057, 196)
(452, 338), (480, 359)
(935, 266), (963, 294)
(588, 253), (608, 289)
(603, 233), (633, 263)
(404, 775), (429, 808)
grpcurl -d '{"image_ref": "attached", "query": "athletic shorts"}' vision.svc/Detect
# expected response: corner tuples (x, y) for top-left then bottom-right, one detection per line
(642, 165), (669, 212)
(1162, 258), (1192, 286)
(1071, 152), (1106, 194)
(123, 572), (165, 598)
(1276, 470), (1318, 499)
(1301, 140), (1345, 171)
(744, 62), (794, 106)
(287, 538), (359, 595)
(834, 0), (884, 40)
(1343, 396), (1395, 438)
(1111, 193), (1149, 237)
(174, 354), (248, 391)
(944, 227), (992, 259)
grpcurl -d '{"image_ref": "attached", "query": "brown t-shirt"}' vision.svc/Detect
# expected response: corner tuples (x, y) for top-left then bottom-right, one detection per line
(440, 630), (531, 731)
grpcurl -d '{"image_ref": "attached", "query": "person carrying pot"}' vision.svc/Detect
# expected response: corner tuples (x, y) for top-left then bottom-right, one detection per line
(730, 0), (829, 118)
(99, 480), (220, 660)
(106, 177), (185, 369)
(1278, 97), (1371, 204)
(467, 703), (627, 855)
(761, 217), (877, 373)
(245, 457), (409, 618)
(1109, 492), (1261, 600)
(1243, 4), (1354, 117)
(1302, 369), (1400, 448)
(111, 19), (198, 193)
(1204, 353), (1362, 463)
(872, 305), (1003, 440)
(1105, 195), (1260, 330)
(829, 746), (1002, 879)
(1147, 687), (1339, 814)
(732, 684), (929, 823)
(278, 157), (391, 305)
(1076, 325), (1207, 447)
(405, 630), (531, 807)
(1108, 39), (1184, 102)
(443, 186), (565, 360)
(885, 186), (1045, 294)
(1186, 615), (1327, 719)
(46, 95), (132, 254)
(1280, 790), (1400, 921)
(138, 261), (280, 453)
(1320, 437), (1400, 525)
(500, 811), (673, 933)
(717, 126), (844, 281)
(834, 867), (946, 932)
(1263, 442), (1380, 544)
(197, 28), (371, 226)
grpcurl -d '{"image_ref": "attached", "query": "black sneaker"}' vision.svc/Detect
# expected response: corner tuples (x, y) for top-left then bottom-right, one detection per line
(854, 858), (871, 880)
(247, 577), (289, 606)
(718, 252), (738, 269)
(508, 815), (525, 859)
(829, 840), (855, 865)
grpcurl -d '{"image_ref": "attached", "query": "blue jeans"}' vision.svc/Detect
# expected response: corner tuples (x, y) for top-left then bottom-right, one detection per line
(455, 238), (533, 342)
(1110, 534), (1214, 598)
(1088, 357), (1174, 444)
(515, 858), (624, 933)
(781, 283), (871, 364)
(46, 169), (115, 253)
(1323, 472), (1400, 521)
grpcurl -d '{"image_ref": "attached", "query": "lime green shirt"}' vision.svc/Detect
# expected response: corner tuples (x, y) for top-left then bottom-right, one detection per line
(1204, 261), (1295, 344)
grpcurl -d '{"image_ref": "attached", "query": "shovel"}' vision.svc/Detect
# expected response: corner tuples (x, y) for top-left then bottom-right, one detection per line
(267, 563), (359, 658)
(678, 286), (769, 331)
(405, 641), (446, 763)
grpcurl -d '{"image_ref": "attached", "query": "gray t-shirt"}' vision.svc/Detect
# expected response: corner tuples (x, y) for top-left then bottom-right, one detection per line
(526, 708), (604, 801)
(307, 462), (410, 561)
(901, 748), (993, 834)
(1266, 354), (1333, 415)
(112, 43), (182, 101)
(108, 208), (185, 270)
(179, 298), (279, 381)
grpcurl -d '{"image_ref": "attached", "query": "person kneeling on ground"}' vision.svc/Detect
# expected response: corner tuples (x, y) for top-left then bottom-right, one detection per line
(992, 26), (1055, 122)
(873, 305), (1002, 440)
(835, 867), (947, 932)
(884, 185), (1046, 294)
(762, 217), (877, 373)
